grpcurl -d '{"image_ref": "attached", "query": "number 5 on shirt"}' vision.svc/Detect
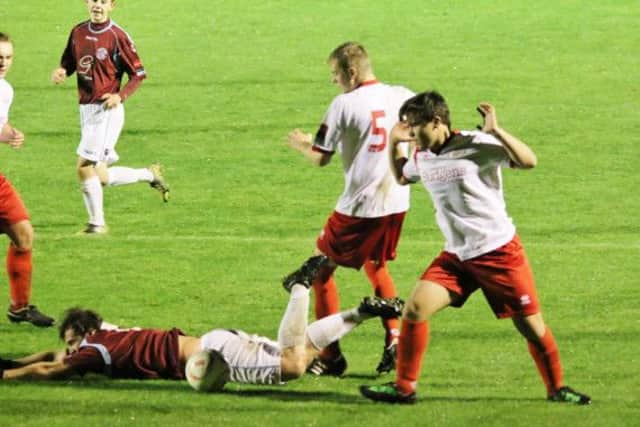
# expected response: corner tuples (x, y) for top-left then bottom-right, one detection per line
(369, 110), (387, 152)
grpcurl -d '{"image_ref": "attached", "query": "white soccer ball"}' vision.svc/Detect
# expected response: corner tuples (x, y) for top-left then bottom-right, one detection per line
(185, 350), (230, 392)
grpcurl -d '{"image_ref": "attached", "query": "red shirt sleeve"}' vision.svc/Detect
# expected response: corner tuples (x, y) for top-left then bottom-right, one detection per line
(63, 347), (106, 376)
(60, 30), (77, 77)
(115, 31), (146, 101)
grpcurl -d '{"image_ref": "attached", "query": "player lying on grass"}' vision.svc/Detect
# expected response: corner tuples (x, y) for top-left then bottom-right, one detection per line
(0, 256), (403, 386)
(360, 92), (591, 405)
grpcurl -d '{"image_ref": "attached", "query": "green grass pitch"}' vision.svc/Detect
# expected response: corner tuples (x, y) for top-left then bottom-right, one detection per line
(1, 1), (638, 425)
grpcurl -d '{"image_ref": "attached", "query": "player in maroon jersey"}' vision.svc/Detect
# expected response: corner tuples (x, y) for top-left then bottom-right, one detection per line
(0, 32), (54, 327)
(51, 0), (169, 235)
(0, 265), (404, 384)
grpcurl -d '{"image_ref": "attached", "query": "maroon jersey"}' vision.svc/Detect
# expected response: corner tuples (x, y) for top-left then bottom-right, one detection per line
(64, 328), (185, 380)
(59, 19), (146, 104)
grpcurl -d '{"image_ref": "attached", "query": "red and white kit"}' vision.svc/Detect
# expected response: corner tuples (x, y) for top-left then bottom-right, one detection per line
(403, 130), (540, 317)
(0, 78), (29, 227)
(314, 81), (413, 267)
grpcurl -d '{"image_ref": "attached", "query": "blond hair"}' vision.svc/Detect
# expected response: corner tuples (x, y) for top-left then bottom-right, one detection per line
(328, 41), (371, 75)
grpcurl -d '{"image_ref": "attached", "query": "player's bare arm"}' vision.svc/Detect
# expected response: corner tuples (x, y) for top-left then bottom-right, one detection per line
(51, 67), (67, 84)
(12, 350), (67, 366)
(286, 128), (331, 166)
(2, 360), (75, 380)
(477, 102), (537, 169)
(388, 122), (414, 185)
(100, 93), (122, 110)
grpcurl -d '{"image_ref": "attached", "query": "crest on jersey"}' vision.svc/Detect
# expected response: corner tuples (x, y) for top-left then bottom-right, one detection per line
(96, 47), (108, 61)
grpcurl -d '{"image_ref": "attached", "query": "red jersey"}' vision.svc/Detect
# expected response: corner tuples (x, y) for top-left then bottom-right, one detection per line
(59, 19), (146, 104)
(63, 328), (185, 380)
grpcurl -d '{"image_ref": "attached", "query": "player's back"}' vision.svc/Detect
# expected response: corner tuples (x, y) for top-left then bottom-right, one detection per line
(328, 81), (413, 217)
(68, 327), (185, 379)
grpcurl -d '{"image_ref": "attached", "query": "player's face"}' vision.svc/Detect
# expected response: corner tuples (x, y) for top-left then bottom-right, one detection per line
(329, 60), (355, 93)
(410, 120), (441, 151)
(86, 0), (115, 24)
(63, 328), (85, 354)
(0, 41), (14, 79)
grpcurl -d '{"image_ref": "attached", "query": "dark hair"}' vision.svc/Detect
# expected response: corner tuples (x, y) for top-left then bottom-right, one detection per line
(328, 41), (371, 74)
(399, 91), (451, 128)
(58, 307), (103, 340)
(0, 32), (11, 43)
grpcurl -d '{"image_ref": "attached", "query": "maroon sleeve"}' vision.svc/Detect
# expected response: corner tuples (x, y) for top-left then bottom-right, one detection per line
(60, 30), (76, 77)
(63, 347), (105, 376)
(116, 31), (146, 102)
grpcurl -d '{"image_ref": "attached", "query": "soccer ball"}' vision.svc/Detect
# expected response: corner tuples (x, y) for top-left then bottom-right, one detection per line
(185, 349), (230, 392)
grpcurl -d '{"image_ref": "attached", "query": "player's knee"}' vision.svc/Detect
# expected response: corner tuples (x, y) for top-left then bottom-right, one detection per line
(280, 353), (307, 380)
(10, 220), (33, 250)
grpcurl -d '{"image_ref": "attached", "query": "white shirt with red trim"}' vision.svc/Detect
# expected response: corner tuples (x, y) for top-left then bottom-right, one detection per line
(402, 130), (516, 260)
(313, 81), (413, 218)
(0, 79), (13, 129)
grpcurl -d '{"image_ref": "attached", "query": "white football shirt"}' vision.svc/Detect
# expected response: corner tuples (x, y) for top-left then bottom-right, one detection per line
(313, 81), (413, 218)
(403, 130), (517, 260)
(0, 79), (14, 129)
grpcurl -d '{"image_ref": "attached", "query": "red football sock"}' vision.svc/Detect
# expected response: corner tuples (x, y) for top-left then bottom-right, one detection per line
(364, 261), (399, 344)
(527, 328), (564, 395)
(7, 244), (32, 310)
(313, 264), (341, 359)
(396, 319), (429, 394)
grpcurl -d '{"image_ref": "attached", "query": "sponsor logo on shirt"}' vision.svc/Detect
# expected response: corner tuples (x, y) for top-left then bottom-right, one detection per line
(85, 36), (98, 42)
(421, 166), (467, 184)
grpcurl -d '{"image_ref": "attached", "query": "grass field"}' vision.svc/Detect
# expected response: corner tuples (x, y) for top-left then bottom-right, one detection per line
(1, 0), (639, 425)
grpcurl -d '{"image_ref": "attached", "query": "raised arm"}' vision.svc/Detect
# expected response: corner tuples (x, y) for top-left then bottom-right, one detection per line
(477, 103), (537, 169)
(388, 122), (415, 185)
(286, 129), (332, 167)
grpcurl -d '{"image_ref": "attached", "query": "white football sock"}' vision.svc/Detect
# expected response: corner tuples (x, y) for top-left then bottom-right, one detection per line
(305, 309), (363, 351)
(107, 166), (153, 186)
(81, 176), (105, 226)
(277, 285), (310, 348)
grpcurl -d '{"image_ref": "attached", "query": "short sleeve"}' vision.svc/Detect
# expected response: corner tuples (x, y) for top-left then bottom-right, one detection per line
(313, 96), (344, 153)
(402, 153), (421, 183)
(471, 131), (512, 168)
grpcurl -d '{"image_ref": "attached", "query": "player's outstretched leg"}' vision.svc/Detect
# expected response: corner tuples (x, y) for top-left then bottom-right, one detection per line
(548, 386), (591, 405)
(148, 164), (170, 203)
(282, 255), (329, 292)
(358, 296), (404, 319)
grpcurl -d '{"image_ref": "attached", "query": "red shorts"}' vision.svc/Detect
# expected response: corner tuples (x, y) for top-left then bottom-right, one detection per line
(421, 235), (540, 318)
(316, 211), (406, 269)
(0, 174), (30, 229)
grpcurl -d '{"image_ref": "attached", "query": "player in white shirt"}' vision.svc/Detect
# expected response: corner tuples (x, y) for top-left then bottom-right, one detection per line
(286, 42), (413, 375)
(0, 33), (54, 327)
(360, 91), (590, 405)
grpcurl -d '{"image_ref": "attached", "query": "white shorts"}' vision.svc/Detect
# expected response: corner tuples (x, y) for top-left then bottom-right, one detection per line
(77, 103), (124, 164)
(200, 329), (282, 385)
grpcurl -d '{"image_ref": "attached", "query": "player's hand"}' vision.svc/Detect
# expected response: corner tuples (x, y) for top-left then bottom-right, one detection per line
(286, 129), (312, 148)
(51, 67), (67, 84)
(390, 121), (416, 145)
(476, 102), (499, 133)
(8, 128), (25, 148)
(100, 93), (122, 110)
